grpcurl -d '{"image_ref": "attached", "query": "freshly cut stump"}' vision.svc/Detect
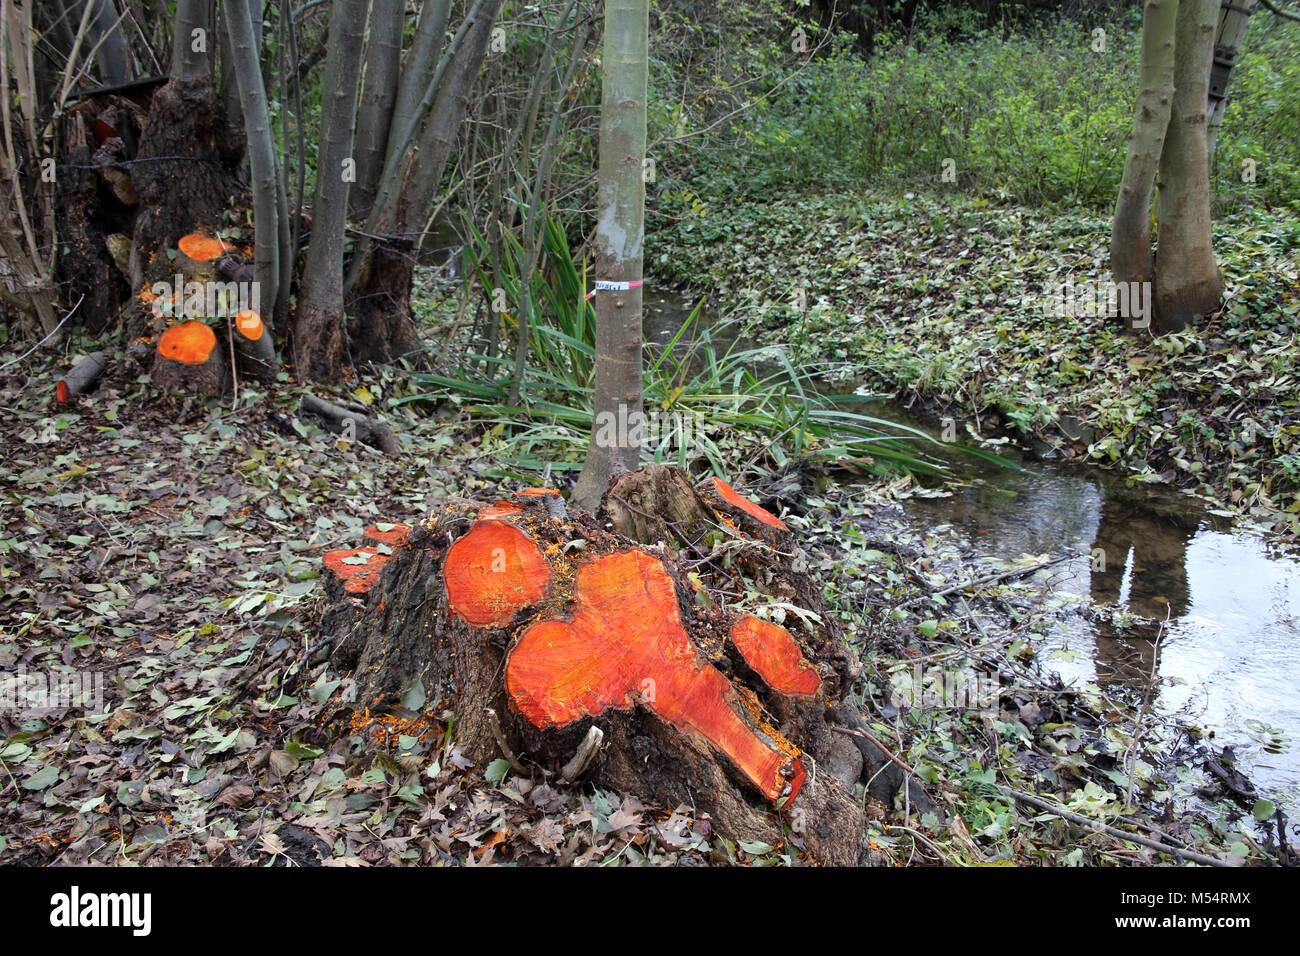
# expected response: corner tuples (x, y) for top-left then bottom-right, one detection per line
(149, 320), (225, 394)
(323, 466), (872, 864)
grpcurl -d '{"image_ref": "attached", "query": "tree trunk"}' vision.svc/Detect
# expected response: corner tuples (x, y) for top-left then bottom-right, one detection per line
(1154, 0), (1224, 333)
(295, 0), (370, 383)
(350, 0), (406, 219)
(223, 0), (283, 326)
(1206, 0), (1259, 157)
(89, 0), (132, 86)
(171, 0), (211, 80)
(346, 0), (503, 366)
(150, 319), (225, 395)
(1110, 0), (1177, 324)
(128, 73), (243, 338)
(322, 466), (884, 865)
(572, 0), (650, 511)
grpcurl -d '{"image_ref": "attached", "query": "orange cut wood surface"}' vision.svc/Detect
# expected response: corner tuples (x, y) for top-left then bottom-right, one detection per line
(234, 309), (264, 340)
(505, 549), (805, 803)
(177, 234), (232, 262)
(730, 616), (821, 696)
(323, 547), (392, 594)
(444, 520), (552, 628)
(712, 477), (788, 530)
(478, 501), (524, 520)
(363, 523), (411, 549)
(157, 321), (217, 364)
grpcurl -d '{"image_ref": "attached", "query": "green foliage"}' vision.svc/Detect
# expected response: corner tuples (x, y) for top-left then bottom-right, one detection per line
(1215, 16), (1300, 212)
(675, 14), (1300, 212)
(402, 216), (950, 480)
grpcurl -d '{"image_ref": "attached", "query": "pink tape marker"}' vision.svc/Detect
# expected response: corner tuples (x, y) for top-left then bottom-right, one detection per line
(584, 279), (644, 301)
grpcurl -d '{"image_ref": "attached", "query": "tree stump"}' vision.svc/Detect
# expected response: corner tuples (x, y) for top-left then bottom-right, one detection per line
(149, 320), (225, 394)
(322, 466), (874, 864)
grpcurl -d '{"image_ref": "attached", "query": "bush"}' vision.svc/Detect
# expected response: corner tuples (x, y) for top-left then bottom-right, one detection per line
(693, 13), (1300, 212)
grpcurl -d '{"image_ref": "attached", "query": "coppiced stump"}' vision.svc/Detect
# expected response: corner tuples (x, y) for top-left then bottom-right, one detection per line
(321, 467), (874, 864)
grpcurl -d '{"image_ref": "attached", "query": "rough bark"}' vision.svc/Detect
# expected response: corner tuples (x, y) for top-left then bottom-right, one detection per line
(127, 76), (243, 339)
(56, 101), (132, 334)
(572, 0), (649, 510)
(1155, 0), (1224, 332)
(1110, 0), (1177, 324)
(295, 0), (369, 383)
(322, 467), (880, 865)
(149, 320), (225, 394)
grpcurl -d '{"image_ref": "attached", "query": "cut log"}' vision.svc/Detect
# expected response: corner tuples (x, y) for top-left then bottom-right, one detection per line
(230, 307), (277, 383)
(55, 350), (111, 403)
(321, 466), (878, 864)
(150, 320), (225, 395)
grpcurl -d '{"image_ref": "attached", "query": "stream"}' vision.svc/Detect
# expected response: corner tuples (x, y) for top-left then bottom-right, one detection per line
(645, 290), (1300, 816)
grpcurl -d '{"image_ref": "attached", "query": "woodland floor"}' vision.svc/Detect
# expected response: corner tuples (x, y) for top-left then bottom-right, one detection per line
(654, 190), (1300, 536)
(0, 335), (1286, 865)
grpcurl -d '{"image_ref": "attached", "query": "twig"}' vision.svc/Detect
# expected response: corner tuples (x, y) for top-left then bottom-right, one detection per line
(560, 725), (604, 782)
(831, 724), (925, 784)
(1260, 0), (1300, 24)
(0, 295), (82, 371)
(885, 824), (952, 863)
(998, 786), (1231, 867)
(898, 553), (1075, 608)
(483, 707), (524, 773)
(1125, 606), (1169, 808)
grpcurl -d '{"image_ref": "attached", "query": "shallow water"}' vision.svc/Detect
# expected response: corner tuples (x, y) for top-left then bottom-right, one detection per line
(645, 291), (1300, 815)
(891, 422), (1300, 816)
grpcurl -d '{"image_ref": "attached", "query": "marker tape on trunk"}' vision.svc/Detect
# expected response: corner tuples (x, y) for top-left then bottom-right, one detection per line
(584, 280), (644, 300)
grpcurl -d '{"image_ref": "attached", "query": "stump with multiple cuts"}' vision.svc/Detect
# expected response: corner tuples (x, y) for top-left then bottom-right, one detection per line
(322, 467), (874, 864)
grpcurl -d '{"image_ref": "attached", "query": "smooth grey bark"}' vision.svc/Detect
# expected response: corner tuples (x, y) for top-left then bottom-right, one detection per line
(89, 0), (132, 85)
(171, 0), (211, 79)
(218, 0), (262, 137)
(387, 0), (452, 165)
(351, 0), (407, 218)
(223, 0), (281, 325)
(572, 0), (650, 510)
(1154, 0), (1224, 332)
(1110, 0), (1177, 318)
(343, 0), (499, 294)
(398, 0), (504, 237)
(295, 0), (370, 382)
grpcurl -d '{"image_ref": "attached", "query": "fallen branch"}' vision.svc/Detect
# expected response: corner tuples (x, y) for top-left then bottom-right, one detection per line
(484, 707), (525, 773)
(300, 393), (399, 454)
(998, 786), (1232, 867)
(55, 349), (110, 402)
(1260, 0), (1300, 24)
(899, 553), (1076, 608)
